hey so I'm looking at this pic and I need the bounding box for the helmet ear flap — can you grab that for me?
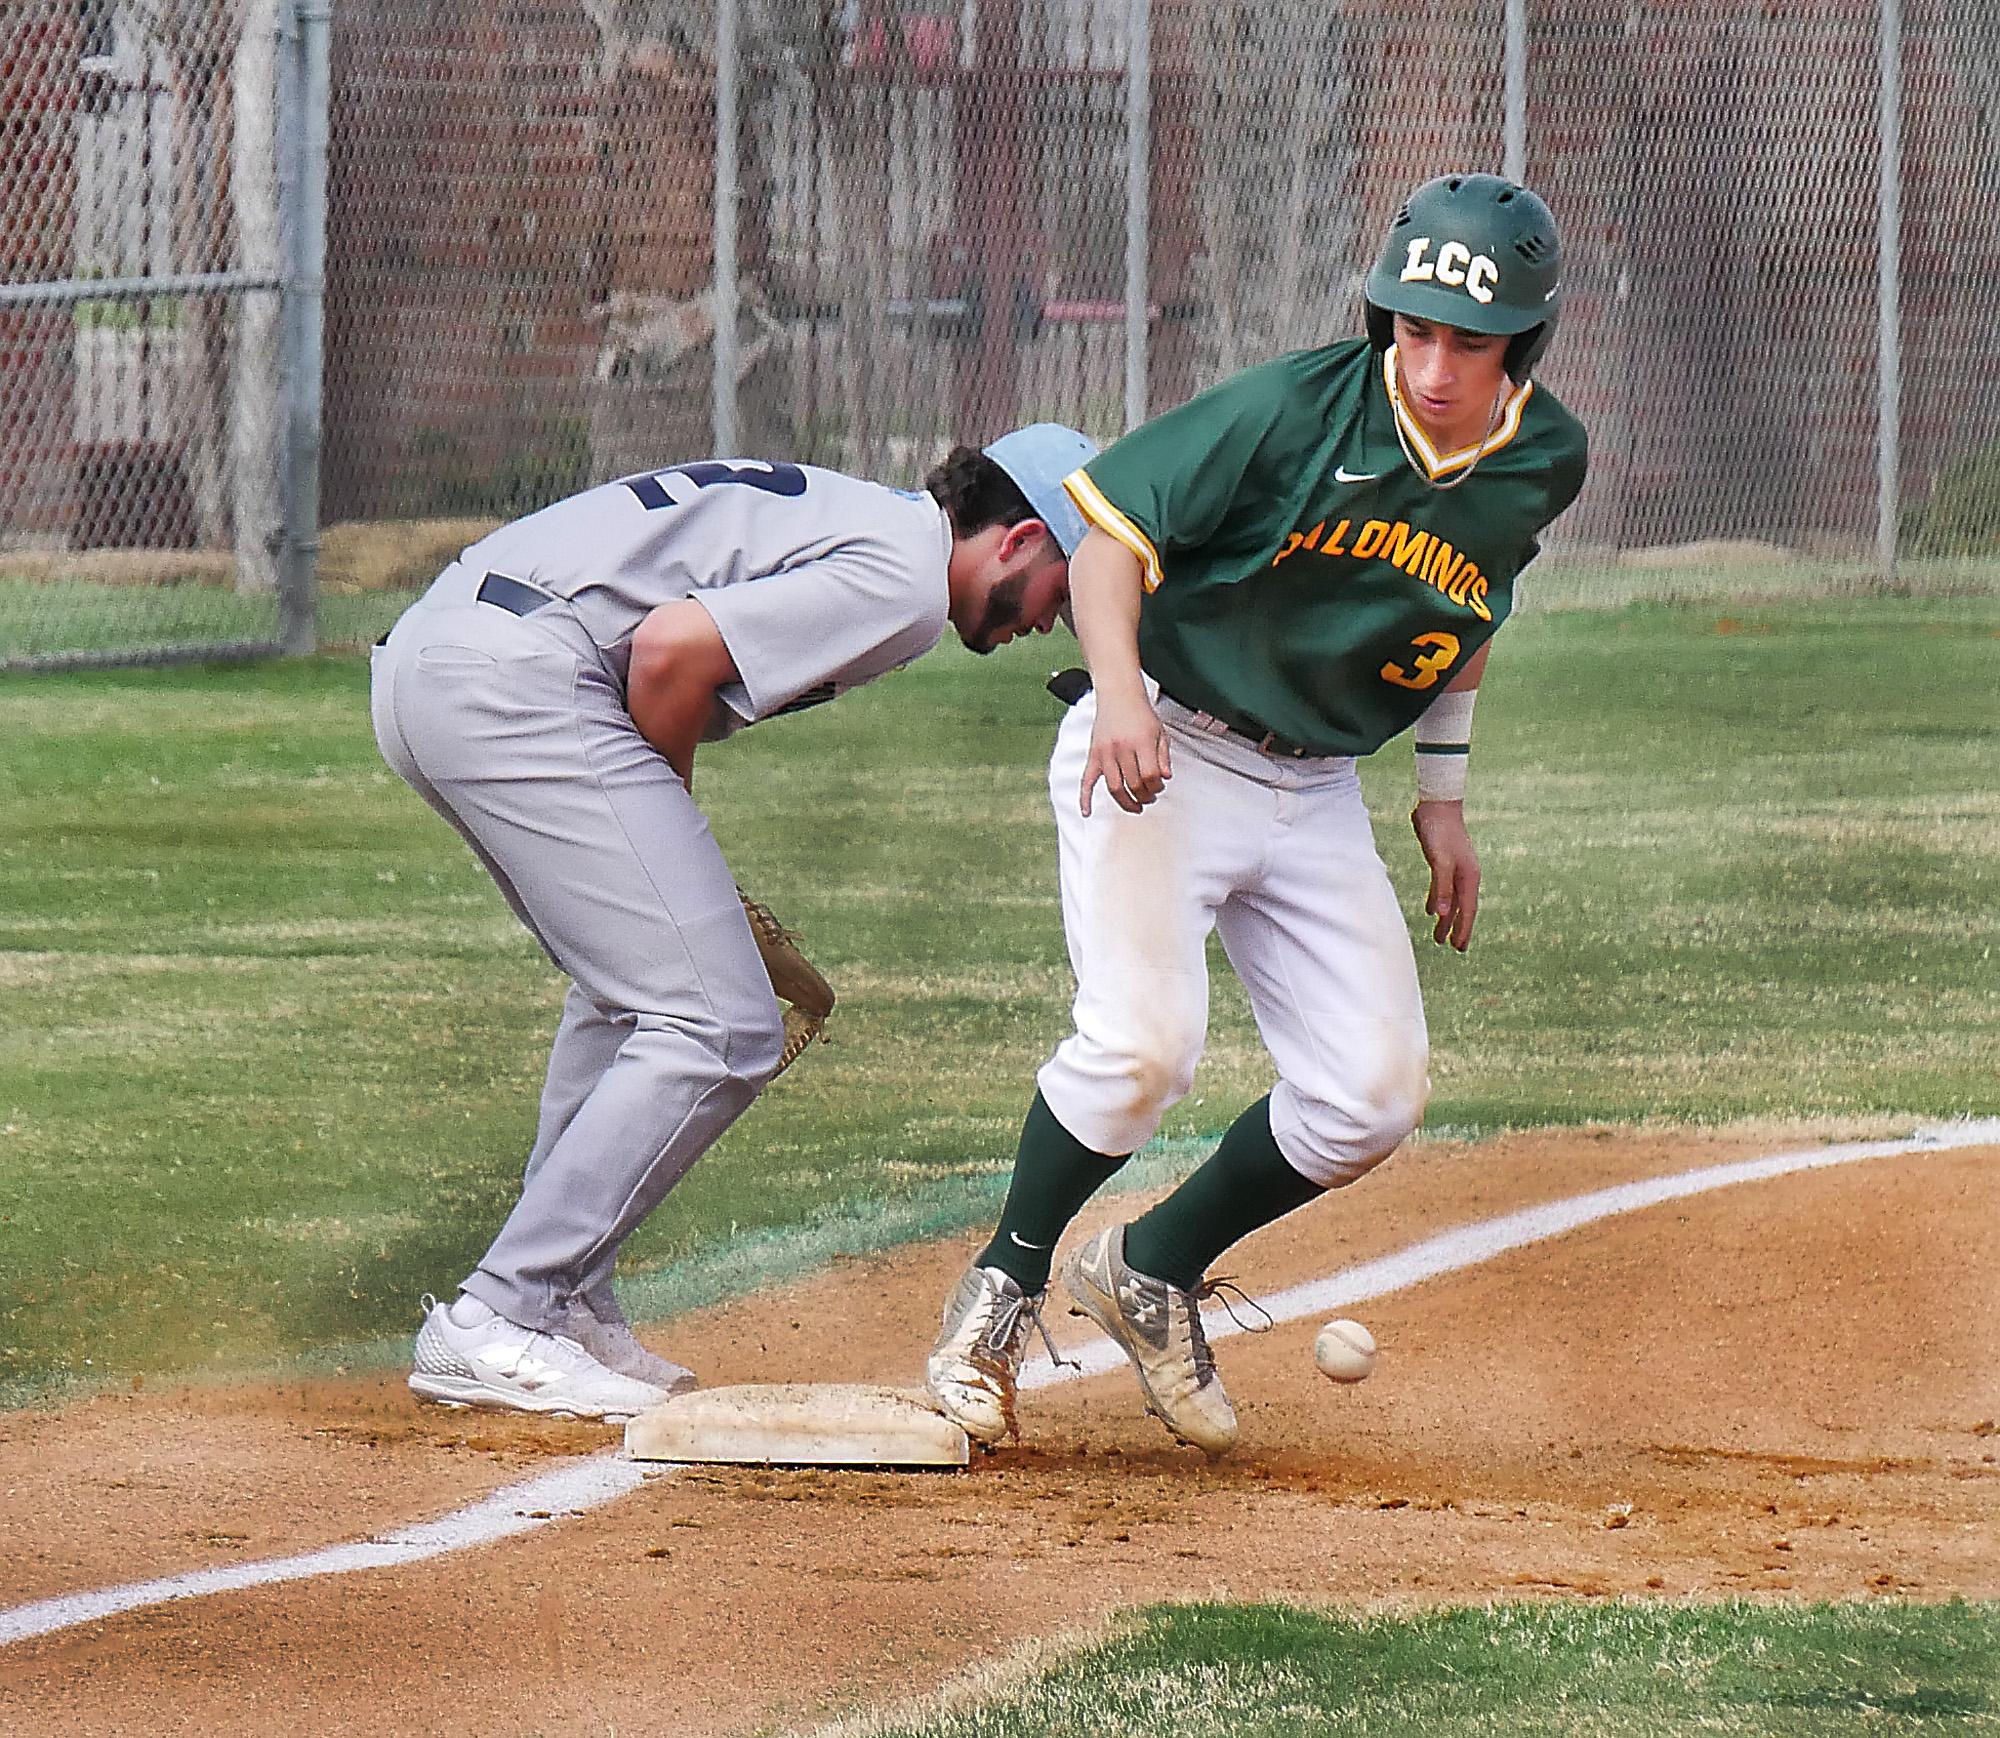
[1504,313,1557,381]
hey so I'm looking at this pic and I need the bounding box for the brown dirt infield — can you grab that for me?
[2,1126,1995,1736]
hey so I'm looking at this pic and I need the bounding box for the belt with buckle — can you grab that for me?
[1159,688,1321,760]
[476,571,555,616]
[1048,670,1323,760]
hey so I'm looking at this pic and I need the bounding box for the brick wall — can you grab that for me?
[323,3,719,521]
[314,0,1996,545]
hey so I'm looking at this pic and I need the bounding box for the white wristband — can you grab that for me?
[1414,686,1477,743]
[1414,687,1476,803]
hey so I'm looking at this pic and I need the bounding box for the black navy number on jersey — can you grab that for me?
[625,462,809,511]
[771,681,839,717]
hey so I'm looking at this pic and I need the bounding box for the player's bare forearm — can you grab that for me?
[1070,528,1147,704]
[626,599,741,789]
[1444,639,1490,692]
[1409,799,1481,951]
[629,688,707,787]
[1069,528,1170,815]
[1408,639,1489,946]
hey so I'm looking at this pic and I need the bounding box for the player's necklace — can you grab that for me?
[1390,361,1510,492]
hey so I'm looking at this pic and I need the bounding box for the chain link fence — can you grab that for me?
[3,0,1995,669]
[0,0,325,670]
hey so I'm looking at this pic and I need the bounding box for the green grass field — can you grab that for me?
[0,576,417,664]
[0,594,1995,1405]
[3,588,1995,1733]
[851,1600,2000,1737]
[2,546,1990,663]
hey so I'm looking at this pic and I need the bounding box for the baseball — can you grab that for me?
[1313,1318,1377,1383]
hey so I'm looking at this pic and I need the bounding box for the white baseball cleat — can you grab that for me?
[1061,1225,1238,1456]
[924,1264,1052,1444]
[569,1297,698,1396]
[409,1294,667,1422]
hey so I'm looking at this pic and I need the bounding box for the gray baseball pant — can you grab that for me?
[370,565,785,1334]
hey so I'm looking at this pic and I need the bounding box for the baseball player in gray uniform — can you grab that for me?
[371,426,1096,1421]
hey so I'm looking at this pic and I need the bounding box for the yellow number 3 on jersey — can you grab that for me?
[1380,631,1461,690]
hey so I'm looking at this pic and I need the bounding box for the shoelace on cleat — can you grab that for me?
[1180,1298,1217,1386]
[1181,1277,1274,1386]
[1195,1275,1276,1334]
[975,1287,1077,1374]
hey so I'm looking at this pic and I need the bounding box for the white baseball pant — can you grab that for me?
[370,565,786,1334]
[1035,691,1429,1186]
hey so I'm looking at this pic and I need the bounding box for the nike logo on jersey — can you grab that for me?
[1334,466,1381,484]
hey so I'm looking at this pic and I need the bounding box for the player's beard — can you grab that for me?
[964,570,1033,655]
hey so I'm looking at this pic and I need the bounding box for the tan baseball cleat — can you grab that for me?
[1062,1225,1238,1456]
[924,1264,1049,1444]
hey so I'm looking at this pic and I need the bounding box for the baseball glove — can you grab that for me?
[738,887,835,1073]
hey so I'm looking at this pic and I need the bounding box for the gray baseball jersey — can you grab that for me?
[375,455,959,1351]
[458,459,951,735]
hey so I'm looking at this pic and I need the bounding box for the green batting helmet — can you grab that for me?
[1363,173,1562,378]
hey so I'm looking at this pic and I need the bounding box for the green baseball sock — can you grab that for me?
[1121,1095,1323,1291]
[978,1090,1129,1292]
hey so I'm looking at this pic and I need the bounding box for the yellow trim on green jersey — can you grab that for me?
[1064,467,1165,592]
[1066,341,1587,757]
[1382,346,1535,481]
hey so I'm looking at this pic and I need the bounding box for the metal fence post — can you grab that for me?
[1503,0,1528,183]
[1876,0,1903,583]
[713,0,741,458]
[278,0,330,656]
[1123,0,1151,432]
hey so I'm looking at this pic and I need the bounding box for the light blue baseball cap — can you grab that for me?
[983,423,1100,557]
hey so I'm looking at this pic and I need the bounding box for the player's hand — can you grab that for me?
[1081,691,1172,816]
[1410,800,1481,951]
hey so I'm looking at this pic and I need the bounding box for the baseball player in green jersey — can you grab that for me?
[925,174,1589,1453]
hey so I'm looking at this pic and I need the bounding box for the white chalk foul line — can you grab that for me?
[1019,1119,2000,1387]
[3,1118,1993,1649]
[0,1453,648,1647]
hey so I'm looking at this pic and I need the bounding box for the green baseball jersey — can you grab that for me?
[1063,339,1588,756]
